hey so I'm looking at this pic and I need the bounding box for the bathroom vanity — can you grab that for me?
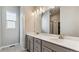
[24,7,79,52]
[25,32,78,52]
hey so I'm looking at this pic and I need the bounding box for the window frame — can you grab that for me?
[6,11,16,29]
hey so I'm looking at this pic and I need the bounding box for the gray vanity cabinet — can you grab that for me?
[34,38,42,52]
[26,35,76,52]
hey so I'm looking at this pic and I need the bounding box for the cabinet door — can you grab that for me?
[27,36,30,51]
[34,42,41,52]
[27,35,34,52]
[25,35,28,49]
[42,46,52,52]
[34,38,41,52]
[29,37,34,52]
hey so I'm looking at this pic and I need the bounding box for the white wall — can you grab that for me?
[24,7,35,32]
[20,7,25,49]
[24,6,42,33]
[60,6,79,37]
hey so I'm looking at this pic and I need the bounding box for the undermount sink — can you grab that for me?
[36,32,41,34]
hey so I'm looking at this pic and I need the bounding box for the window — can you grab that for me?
[6,12,16,29]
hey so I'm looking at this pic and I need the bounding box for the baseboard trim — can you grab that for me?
[0,43,19,50]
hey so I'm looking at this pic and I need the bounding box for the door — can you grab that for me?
[2,7,20,46]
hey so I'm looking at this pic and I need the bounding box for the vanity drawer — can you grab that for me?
[34,38,41,44]
[42,46,53,52]
[42,40,74,52]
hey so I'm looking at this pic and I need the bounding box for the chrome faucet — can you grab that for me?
[36,32,40,34]
[59,33,64,39]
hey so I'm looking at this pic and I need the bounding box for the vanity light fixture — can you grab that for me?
[39,7,43,14]
[42,8,45,13]
[32,11,36,16]
[36,9,39,15]
[32,6,55,16]
[32,12,34,16]
[32,7,46,16]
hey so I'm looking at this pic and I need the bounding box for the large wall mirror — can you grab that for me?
[41,7,60,35]
[41,6,79,37]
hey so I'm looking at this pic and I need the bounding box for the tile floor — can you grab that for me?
[0,45,27,52]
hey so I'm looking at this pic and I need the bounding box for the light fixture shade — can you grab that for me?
[36,9,39,15]
[39,7,43,14]
[32,12,34,16]
[32,7,48,16]
[42,8,45,13]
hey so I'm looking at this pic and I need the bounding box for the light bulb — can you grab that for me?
[32,12,34,16]
[39,7,42,13]
[36,9,39,15]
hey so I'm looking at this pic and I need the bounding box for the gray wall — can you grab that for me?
[60,6,79,37]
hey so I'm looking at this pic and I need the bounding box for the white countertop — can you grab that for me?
[25,32,79,51]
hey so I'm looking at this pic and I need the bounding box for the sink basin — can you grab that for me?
[50,37,59,40]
